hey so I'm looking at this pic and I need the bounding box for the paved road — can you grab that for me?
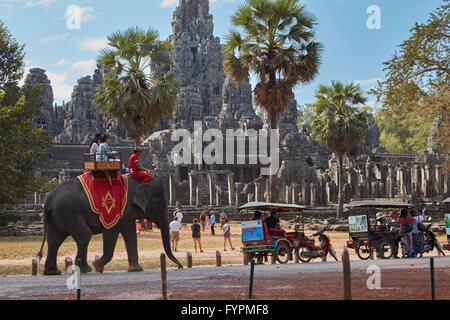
[1,256,449,300]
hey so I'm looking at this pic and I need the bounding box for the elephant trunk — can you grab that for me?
[159,209,183,269]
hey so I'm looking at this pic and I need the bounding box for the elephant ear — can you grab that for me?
[132,183,152,213]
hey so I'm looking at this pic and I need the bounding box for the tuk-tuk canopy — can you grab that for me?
[344,200,413,209]
[443,198,450,203]
[239,202,306,212]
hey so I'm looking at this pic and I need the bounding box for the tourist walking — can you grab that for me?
[200,211,207,232]
[176,209,183,223]
[412,209,425,257]
[191,219,204,253]
[220,211,228,227]
[169,217,182,252]
[398,208,416,258]
[222,219,235,251]
[209,211,216,235]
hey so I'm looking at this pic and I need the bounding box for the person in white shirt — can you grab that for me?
[176,209,183,223]
[169,218,182,252]
[89,133,102,154]
[412,211,425,257]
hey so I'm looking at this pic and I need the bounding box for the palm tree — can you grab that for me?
[94,26,178,146]
[223,0,323,202]
[311,81,369,217]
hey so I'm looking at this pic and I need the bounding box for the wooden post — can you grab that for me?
[160,253,167,300]
[187,252,193,268]
[216,251,222,267]
[31,259,37,276]
[243,252,250,266]
[294,252,299,264]
[76,258,81,301]
[342,246,352,300]
[65,257,73,273]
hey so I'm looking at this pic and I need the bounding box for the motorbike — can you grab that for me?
[422,223,446,256]
[295,226,338,263]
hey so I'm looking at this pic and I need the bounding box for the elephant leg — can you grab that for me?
[71,218,93,274]
[93,231,119,273]
[44,223,68,276]
[121,223,143,272]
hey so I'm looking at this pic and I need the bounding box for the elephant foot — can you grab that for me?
[44,268,62,276]
[81,264,93,274]
[92,259,104,274]
[128,265,143,273]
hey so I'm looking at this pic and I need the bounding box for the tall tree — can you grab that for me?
[372,0,449,154]
[311,81,369,218]
[0,21,52,205]
[223,0,322,201]
[0,20,25,106]
[94,27,178,146]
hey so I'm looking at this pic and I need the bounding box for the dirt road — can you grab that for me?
[1,256,449,300]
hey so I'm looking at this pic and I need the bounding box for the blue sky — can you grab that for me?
[0,0,443,108]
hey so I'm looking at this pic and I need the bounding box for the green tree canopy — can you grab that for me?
[311,81,369,217]
[223,0,323,201]
[372,0,449,153]
[0,93,52,204]
[94,26,178,145]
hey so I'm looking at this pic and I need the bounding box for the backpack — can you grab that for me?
[402,221,413,233]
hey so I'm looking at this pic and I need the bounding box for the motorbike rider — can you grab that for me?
[265,211,285,237]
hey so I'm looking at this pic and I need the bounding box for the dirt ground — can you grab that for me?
[1,223,448,276]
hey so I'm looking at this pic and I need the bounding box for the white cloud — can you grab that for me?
[159,0,177,8]
[77,38,108,51]
[63,6,95,23]
[53,59,70,67]
[69,59,97,75]
[38,32,69,44]
[25,0,55,7]
[354,78,383,88]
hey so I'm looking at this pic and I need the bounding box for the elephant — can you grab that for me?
[37,175,183,275]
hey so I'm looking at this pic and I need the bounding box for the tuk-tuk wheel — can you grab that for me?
[378,240,395,259]
[356,244,372,260]
[295,245,312,263]
[275,243,291,264]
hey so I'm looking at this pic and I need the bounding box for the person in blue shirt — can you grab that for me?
[209,211,216,235]
[96,134,117,162]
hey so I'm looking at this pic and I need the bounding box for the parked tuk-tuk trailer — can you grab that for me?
[239,202,307,264]
[443,198,450,251]
[345,200,413,260]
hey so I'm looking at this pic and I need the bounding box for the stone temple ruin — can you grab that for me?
[2,0,448,235]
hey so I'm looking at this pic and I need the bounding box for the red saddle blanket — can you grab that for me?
[78,172,129,229]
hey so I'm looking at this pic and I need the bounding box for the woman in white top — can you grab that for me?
[89,133,102,154]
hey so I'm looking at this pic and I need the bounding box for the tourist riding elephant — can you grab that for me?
[37,175,183,275]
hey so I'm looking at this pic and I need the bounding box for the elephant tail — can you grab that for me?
[36,206,48,262]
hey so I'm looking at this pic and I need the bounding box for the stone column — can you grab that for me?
[310,183,317,207]
[195,186,200,207]
[208,174,214,206]
[189,172,194,206]
[265,179,270,202]
[422,165,430,197]
[291,183,298,204]
[285,185,290,204]
[412,165,419,196]
[248,193,253,203]
[254,182,261,202]
[216,187,220,206]
[326,182,331,204]
[435,165,442,196]
[301,179,308,205]
[168,174,174,206]
[227,173,234,206]
[235,182,241,206]
[387,165,394,198]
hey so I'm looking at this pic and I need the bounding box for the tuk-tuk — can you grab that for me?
[444,198,450,251]
[239,202,305,264]
[345,200,413,259]
[239,202,338,264]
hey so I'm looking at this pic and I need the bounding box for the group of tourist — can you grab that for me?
[89,134,153,184]
[168,208,235,253]
[397,208,427,258]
